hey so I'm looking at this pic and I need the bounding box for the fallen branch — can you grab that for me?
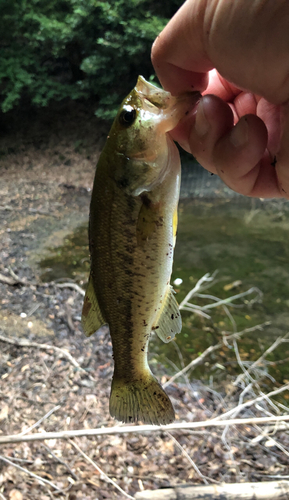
[0,415,288,445]
[41,443,78,481]
[0,332,92,378]
[0,273,17,286]
[55,282,85,296]
[134,480,289,500]
[70,440,134,500]
[0,454,66,494]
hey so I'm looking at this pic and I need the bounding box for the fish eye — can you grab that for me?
[119,108,137,126]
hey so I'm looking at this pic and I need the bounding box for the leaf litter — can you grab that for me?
[0,101,289,499]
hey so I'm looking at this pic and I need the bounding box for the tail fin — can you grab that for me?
[109,371,175,425]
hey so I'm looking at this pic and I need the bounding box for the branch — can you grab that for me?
[70,440,134,500]
[233,334,289,387]
[0,415,288,445]
[134,480,289,500]
[163,322,269,388]
[55,282,85,296]
[0,454,66,493]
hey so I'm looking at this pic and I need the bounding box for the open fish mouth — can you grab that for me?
[135,75,201,133]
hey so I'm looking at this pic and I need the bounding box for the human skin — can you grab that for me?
[151,0,289,198]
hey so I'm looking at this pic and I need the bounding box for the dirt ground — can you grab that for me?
[0,102,289,499]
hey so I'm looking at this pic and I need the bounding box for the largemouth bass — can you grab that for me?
[82,76,200,425]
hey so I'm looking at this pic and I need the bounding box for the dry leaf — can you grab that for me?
[0,404,9,421]
[9,490,23,500]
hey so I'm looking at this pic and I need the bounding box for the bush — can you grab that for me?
[0,0,182,118]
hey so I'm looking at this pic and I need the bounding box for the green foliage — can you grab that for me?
[0,0,182,118]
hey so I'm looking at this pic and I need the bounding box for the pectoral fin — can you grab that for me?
[152,286,182,343]
[81,274,107,337]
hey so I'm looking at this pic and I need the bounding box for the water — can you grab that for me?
[38,196,289,391]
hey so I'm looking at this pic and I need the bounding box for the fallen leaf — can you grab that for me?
[0,405,9,421]
[9,490,23,500]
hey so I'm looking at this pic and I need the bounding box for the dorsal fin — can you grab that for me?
[152,285,182,343]
[81,274,107,337]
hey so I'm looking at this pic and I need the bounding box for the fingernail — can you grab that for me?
[195,99,209,137]
[230,118,248,147]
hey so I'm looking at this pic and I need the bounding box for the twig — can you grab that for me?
[213,383,289,421]
[0,205,13,211]
[163,323,269,389]
[0,273,17,285]
[69,440,134,500]
[0,454,66,493]
[181,287,262,312]
[165,431,213,485]
[234,334,289,387]
[55,282,85,296]
[135,480,289,500]
[179,272,217,309]
[253,424,289,458]
[41,443,78,481]
[164,344,220,388]
[19,405,61,436]
[8,267,34,286]
[0,332,92,378]
[0,415,288,445]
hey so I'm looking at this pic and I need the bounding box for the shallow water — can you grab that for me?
[38,197,289,389]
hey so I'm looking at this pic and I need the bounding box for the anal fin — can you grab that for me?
[152,285,182,343]
[81,274,107,337]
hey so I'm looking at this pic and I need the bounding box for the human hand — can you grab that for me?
[152,0,289,198]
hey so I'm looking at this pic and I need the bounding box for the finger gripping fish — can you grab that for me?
[82,76,200,425]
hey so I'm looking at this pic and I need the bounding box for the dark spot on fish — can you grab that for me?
[171,314,174,320]
[140,193,152,207]
[82,297,91,317]
[155,216,164,227]
[117,176,130,189]
[124,268,134,277]
[152,325,159,330]
[125,244,134,254]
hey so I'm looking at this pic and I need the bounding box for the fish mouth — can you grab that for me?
[136,75,201,133]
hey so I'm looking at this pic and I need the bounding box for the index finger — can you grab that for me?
[151,0,211,94]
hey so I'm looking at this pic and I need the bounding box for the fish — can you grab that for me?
[82,76,200,425]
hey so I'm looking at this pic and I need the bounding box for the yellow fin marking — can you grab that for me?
[173,206,178,245]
